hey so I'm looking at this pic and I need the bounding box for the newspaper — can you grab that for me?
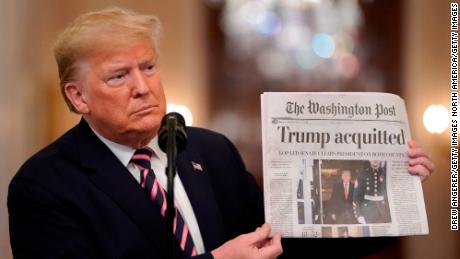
[261,92,429,238]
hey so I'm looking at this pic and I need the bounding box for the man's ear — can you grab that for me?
[64,82,90,114]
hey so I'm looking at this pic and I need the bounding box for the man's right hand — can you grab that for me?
[357,216,366,224]
[211,223,282,259]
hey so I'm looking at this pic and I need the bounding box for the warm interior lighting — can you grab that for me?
[167,103,193,126]
[423,104,449,134]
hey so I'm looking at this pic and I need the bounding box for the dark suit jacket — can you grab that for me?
[330,181,354,204]
[328,180,356,224]
[8,119,264,259]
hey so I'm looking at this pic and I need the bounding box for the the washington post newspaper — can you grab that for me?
[261,92,429,238]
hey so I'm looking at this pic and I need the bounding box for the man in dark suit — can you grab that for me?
[7,7,282,259]
[328,169,357,224]
[8,6,436,259]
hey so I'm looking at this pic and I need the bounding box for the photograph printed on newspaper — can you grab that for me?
[261,92,429,238]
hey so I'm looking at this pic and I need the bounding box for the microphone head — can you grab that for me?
[158,112,188,153]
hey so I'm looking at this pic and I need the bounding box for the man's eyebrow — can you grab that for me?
[139,57,157,67]
[104,64,131,74]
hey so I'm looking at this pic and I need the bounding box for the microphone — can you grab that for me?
[158,112,187,153]
[157,112,187,258]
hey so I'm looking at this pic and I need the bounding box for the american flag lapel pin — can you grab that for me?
[191,161,203,172]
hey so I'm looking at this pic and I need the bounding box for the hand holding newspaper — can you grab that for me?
[261,92,429,238]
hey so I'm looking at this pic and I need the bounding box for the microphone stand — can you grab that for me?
[165,115,177,259]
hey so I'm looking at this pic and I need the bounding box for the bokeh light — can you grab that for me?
[312,33,336,58]
[339,53,360,79]
[167,104,194,126]
[222,0,363,82]
[254,11,281,36]
[423,104,449,134]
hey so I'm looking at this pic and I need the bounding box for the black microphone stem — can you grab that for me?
[159,112,187,259]
[165,115,177,259]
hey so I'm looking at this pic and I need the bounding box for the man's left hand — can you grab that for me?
[408,140,435,182]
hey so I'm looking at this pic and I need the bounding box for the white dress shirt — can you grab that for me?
[91,128,205,254]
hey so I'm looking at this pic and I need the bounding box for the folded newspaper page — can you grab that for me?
[261,92,429,238]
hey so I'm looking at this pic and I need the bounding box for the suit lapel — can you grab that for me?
[177,153,226,251]
[75,119,181,258]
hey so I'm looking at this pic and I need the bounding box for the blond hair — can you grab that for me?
[53,7,162,112]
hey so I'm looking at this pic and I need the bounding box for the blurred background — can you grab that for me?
[0,0,457,258]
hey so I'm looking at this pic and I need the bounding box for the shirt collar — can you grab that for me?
[90,126,166,167]
[150,135,167,165]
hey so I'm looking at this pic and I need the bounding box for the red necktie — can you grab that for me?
[344,182,349,200]
[131,147,197,256]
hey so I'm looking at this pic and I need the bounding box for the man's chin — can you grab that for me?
[132,118,161,134]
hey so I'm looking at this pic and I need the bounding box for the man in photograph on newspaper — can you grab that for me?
[329,169,358,224]
[353,160,391,224]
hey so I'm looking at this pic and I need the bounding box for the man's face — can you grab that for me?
[75,39,166,146]
[370,160,381,170]
[341,170,351,182]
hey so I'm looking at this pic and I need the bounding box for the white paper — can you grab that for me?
[261,92,429,238]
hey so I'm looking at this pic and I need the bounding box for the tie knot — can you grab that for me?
[131,147,154,170]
